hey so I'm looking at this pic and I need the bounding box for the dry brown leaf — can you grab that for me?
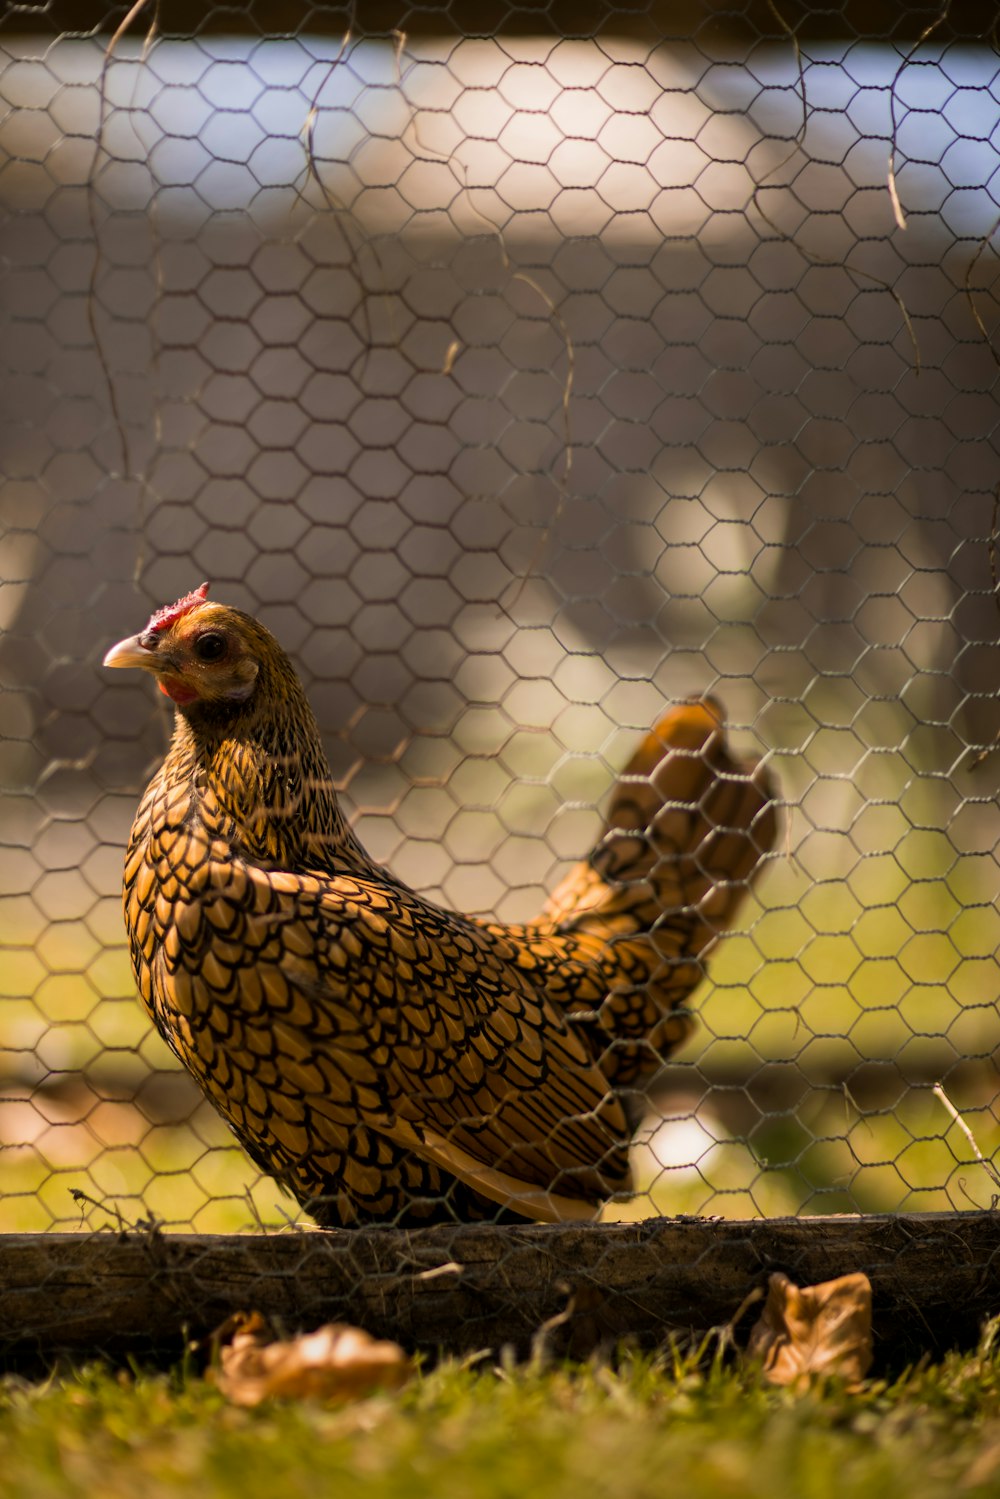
[210,1311,413,1407]
[745,1272,873,1389]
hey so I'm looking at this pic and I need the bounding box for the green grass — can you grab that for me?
[5,1329,1000,1499]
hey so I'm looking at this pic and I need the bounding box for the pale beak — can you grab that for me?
[103,633,157,671]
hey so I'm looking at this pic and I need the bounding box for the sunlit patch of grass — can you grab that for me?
[612,1048,1000,1222]
[699,851,1000,1078]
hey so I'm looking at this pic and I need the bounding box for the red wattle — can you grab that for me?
[158,678,199,705]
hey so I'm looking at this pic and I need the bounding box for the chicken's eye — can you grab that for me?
[194,632,227,663]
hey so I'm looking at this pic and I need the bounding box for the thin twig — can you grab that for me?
[121,0,161,583]
[766,0,808,146]
[414,1261,464,1282]
[300,6,387,392]
[933,1082,1000,1194]
[712,1285,765,1359]
[964,211,1000,370]
[887,0,953,232]
[88,0,157,483]
[752,182,922,373]
[987,487,1000,609]
[243,1187,269,1234]
[843,1081,875,1138]
[529,1288,577,1368]
[70,1187,163,1236]
[748,12,922,373]
[970,487,1000,766]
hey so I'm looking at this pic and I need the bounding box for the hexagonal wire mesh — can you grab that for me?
[2,3,1000,1252]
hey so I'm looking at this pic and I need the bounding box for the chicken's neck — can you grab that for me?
[165,688,367,874]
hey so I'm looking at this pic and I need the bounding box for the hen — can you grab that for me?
[105,584,777,1227]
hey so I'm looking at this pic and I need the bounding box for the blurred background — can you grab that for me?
[2,0,1000,1231]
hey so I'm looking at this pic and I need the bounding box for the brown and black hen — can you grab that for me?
[104,584,777,1227]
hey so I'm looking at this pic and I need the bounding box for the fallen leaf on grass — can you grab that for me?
[210,1311,413,1407]
[746,1272,873,1389]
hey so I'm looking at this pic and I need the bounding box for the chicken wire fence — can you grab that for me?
[2,0,1000,1254]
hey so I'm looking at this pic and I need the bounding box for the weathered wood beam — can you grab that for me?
[2,0,996,42]
[3,1213,1000,1371]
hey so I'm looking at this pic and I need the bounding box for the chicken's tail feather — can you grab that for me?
[533,697,777,1097]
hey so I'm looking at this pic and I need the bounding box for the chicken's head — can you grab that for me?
[103,584,262,707]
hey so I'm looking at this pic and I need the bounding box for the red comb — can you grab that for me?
[144,582,210,634]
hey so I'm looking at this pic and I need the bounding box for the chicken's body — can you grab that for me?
[107,588,776,1227]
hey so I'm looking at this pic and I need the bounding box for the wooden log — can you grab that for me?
[3,1213,1000,1371]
